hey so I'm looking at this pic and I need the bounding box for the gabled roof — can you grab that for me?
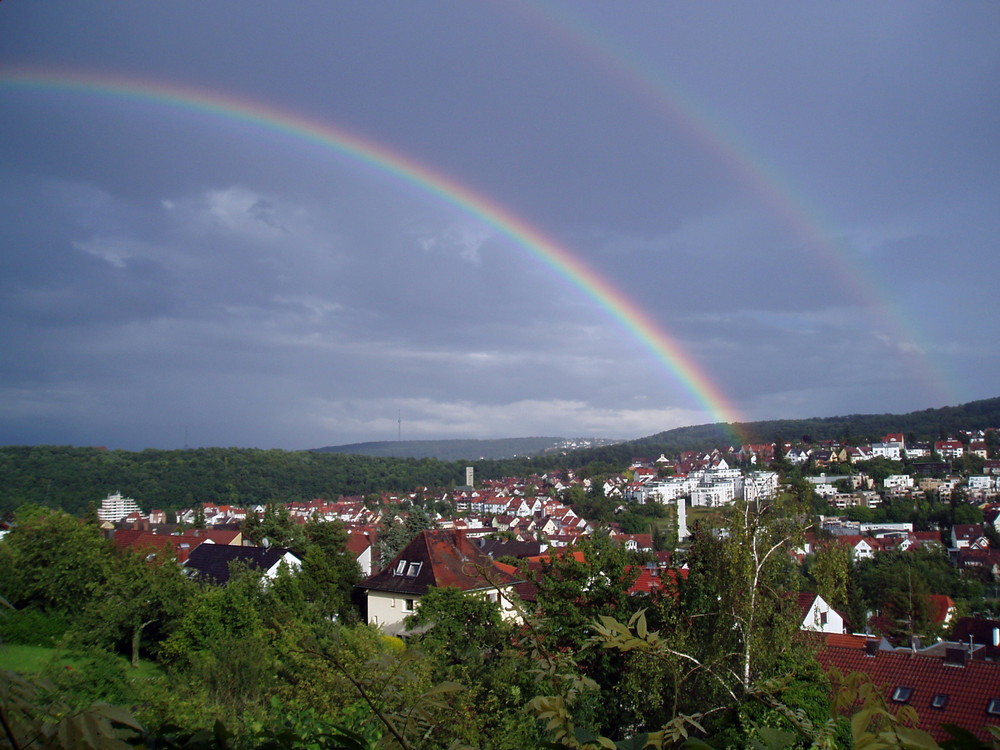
[357,529,522,596]
[346,531,374,557]
[818,641,1000,741]
[184,544,299,584]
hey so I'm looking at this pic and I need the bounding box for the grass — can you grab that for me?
[0,642,162,678]
[0,643,82,673]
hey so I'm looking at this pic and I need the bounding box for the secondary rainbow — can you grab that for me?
[1,66,748,435]
[513,2,953,405]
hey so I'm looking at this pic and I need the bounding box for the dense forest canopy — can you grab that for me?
[2,397,998,516]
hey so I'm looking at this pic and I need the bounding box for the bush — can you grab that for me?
[0,608,71,646]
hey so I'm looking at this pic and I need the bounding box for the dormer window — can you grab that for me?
[931,694,949,710]
[891,687,913,704]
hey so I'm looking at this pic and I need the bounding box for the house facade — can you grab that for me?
[357,529,523,636]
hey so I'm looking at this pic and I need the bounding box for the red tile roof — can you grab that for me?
[112,529,209,562]
[817,641,1000,741]
[357,529,522,596]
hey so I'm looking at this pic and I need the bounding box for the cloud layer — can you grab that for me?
[1,2,997,449]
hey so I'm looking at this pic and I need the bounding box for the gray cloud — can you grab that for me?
[0,1,997,449]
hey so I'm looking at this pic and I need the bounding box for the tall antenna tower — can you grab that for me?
[398,410,401,441]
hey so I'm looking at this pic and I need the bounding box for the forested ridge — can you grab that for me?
[2,397,998,517]
[0,447,465,517]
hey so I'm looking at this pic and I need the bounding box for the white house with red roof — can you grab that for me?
[936,440,965,459]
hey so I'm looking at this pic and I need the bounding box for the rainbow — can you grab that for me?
[512,2,953,405]
[0,66,750,439]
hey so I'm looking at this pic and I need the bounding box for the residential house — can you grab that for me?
[112,529,217,563]
[346,531,375,577]
[798,592,846,634]
[970,441,989,460]
[936,440,965,459]
[952,524,989,551]
[870,442,903,461]
[846,446,873,463]
[817,636,1000,742]
[357,529,523,636]
[612,533,653,553]
[183,544,302,585]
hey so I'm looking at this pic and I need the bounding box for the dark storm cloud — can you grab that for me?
[0,1,997,448]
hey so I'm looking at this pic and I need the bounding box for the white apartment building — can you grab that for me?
[883,474,914,490]
[97,491,141,523]
[870,442,903,461]
[691,478,736,507]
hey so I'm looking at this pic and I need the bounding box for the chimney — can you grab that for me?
[864,639,879,657]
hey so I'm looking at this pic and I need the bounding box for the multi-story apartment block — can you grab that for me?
[97,491,141,523]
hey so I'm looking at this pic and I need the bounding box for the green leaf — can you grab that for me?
[615,733,652,750]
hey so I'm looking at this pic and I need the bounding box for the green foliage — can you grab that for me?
[0,609,72,647]
[808,543,852,613]
[297,520,361,623]
[829,669,941,750]
[0,446,467,517]
[1,506,112,611]
[402,588,541,749]
[0,667,144,749]
[531,534,653,736]
[161,565,270,669]
[74,548,192,667]
[853,548,960,639]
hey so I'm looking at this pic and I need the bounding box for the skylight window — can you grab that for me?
[931,694,949,710]
[406,562,422,577]
[988,698,1000,716]
[395,560,408,575]
[891,687,913,704]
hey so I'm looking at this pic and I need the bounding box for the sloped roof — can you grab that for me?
[112,529,209,562]
[476,537,543,560]
[184,544,298,584]
[818,641,1000,741]
[346,531,374,557]
[357,529,522,596]
[927,594,955,624]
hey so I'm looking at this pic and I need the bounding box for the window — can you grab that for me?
[403,598,415,613]
[891,687,913,704]
[406,561,422,577]
[395,560,408,575]
[931,694,949,710]
[988,698,1000,716]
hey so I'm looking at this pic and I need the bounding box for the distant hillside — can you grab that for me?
[641,396,1000,449]
[312,437,619,461]
[315,397,1000,467]
[512,396,1000,470]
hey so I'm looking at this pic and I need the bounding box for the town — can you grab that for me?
[3,428,992,746]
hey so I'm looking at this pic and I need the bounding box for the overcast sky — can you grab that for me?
[1,2,997,450]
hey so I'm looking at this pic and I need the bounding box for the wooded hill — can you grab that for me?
[313,436,618,461]
[2,396,998,517]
